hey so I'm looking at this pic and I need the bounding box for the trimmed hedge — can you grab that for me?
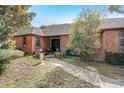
[105,52,124,65]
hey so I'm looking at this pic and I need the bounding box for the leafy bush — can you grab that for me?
[0,49,24,75]
[65,48,73,56]
[63,48,94,62]
[1,40,16,49]
[60,53,66,58]
[0,63,6,75]
[1,43,9,49]
[105,52,124,65]
[0,58,10,75]
[33,52,40,59]
[0,49,24,60]
[64,48,80,56]
[80,53,94,62]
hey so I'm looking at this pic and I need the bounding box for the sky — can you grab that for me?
[28,5,124,27]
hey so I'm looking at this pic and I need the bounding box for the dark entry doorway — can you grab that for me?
[51,39,60,52]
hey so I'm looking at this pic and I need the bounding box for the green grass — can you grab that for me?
[23,55,39,65]
[57,56,124,79]
[58,56,76,63]
[24,55,35,61]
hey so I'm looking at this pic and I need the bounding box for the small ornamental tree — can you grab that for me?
[68,8,105,62]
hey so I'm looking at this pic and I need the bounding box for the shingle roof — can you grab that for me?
[42,24,71,36]
[13,24,71,36]
[13,18,124,37]
[100,18,124,30]
[13,27,43,36]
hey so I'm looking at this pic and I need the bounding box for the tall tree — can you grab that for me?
[40,25,47,29]
[68,8,104,61]
[0,5,35,43]
[109,5,124,14]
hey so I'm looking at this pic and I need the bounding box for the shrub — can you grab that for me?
[1,43,9,49]
[0,49,24,60]
[1,40,16,49]
[33,52,40,59]
[80,53,94,62]
[64,48,80,56]
[0,49,24,75]
[105,52,124,65]
[66,48,74,56]
[60,53,66,58]
[0,63,6,75]
[0,58,10,75]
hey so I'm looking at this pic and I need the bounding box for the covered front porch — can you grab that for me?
[41,35,68,54]
[41,36,61,54]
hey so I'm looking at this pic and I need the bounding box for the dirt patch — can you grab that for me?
[0,57,95,88]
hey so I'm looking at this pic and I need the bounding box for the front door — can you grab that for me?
[51,39,60,52]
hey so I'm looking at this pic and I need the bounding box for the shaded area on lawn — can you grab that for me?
[57,56,124,80]
[0,57,95,88]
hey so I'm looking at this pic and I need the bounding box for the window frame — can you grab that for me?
[23,37,26,48]
[120,32,124,52]
[35,36,41,48]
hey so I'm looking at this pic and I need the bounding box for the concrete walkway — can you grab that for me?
[46,57,124,88]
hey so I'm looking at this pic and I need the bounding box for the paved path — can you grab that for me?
[46,57,124,88]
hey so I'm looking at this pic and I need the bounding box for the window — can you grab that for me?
[120,32,124,51]
[35,37,40,48]
[23,37,26,47]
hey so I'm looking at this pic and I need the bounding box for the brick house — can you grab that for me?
[13,24,70,54]
[13,18,124,57]
[100,18,124,57]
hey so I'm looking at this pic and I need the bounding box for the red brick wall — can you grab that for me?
[26,35,34,53]
[41,37,50,51]
[32,36,40,53]
[29,36,48,53]
[14,36,23,49]
[14,35,69,53]
[101,30,121,57]
[14,35,34,53]
[60,35,69,52]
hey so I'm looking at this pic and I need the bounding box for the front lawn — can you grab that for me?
[57,56,124,80]
[0,57,95,88]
